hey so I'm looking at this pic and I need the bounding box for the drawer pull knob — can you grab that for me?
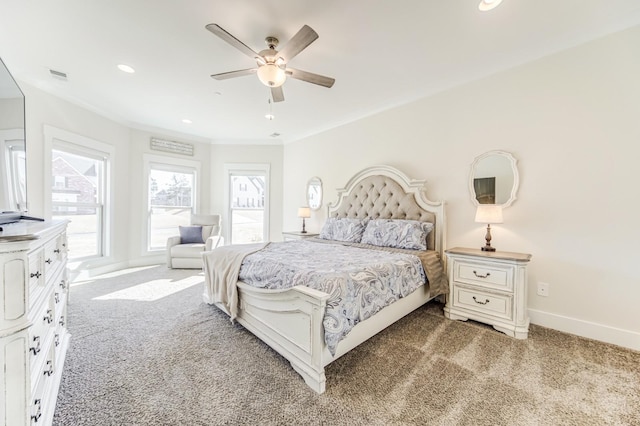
[59,316,66,327]
[54,248,61,253]
[472,296,490,305]
[473,271,490,279]
[45,258,53,264]
[55,333,60,347]
[31,399,42,422]
[43,360,54,376]
[43,309,53,324]
[59,280,67,290]
[30,336,41,355]
[30,271,42,279]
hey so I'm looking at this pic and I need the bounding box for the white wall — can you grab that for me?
[20,83,284,274]
[283,26,640,349]
[22,85,133,272]
[208,144,284,242]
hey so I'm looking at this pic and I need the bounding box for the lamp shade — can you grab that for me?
[257,64,286,87]
[297,207,311,218]
[475,205,503,224]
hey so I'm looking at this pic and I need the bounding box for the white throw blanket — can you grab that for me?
[202,243,268,320]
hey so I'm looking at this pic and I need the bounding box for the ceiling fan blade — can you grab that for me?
[205,23,260,60]
[271,86,284,103]
[277,25,318,62]
[286,68,335,88]
[210,68,257,80]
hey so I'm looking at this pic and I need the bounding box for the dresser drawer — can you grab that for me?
[452,286,513,321]
[453,259,514,292]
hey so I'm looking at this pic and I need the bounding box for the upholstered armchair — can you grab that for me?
[166,214,223,269]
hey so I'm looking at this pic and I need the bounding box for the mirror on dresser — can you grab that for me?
[306,177,323,210]
[469,150,519,208]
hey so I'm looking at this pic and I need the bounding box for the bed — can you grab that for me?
[202,165,447,393]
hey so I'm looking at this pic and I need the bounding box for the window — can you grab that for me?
[146,162,197,251]
[224,164,270,244]
[51,149,107,260]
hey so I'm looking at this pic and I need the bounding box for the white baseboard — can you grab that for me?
[529,309,640,352]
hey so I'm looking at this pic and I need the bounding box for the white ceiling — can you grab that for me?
[1,0,639,144]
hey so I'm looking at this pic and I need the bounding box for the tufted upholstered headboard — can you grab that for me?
[327,165,445,257]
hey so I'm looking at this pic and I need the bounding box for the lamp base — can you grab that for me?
[481,245,496,252]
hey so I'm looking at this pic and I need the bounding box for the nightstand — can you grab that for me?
[444,247,532,339]
[282,231,319,241]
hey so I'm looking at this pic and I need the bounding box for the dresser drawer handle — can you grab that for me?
[30,336,41,355]
[55,292,60,304]
[59,280,67,290]
[43,309,54,324]
[54,248,61,254]
[43,360,54,377]
[45,258,53,264]
[30,271,42,279]
[59,316,66,327]
[31,399,42,422]
[472,296,490,305]
[55,333,60,347]
[472,271,490,279]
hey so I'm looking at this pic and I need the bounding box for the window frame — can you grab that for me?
[44,125,113,261]
[223,163,270,244]
[142,154,201,255]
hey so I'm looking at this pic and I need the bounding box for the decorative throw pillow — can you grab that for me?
[361,219,433,250]
[319,218,368,243]
[179,225,204,244]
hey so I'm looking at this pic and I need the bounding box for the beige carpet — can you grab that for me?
[53,266,640,425]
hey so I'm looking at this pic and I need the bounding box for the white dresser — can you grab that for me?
[0,220,69,426]
[444,247,531,339]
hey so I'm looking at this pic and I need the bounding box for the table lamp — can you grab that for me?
[298,207,311,233]
[475,205,503,252]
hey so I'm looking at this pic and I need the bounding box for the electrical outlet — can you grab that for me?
[537,282,550,297]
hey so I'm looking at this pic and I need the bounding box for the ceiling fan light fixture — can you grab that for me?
[257,64,286,87]
[478,0,503,11]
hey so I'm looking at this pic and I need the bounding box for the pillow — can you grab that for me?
[179,225,204,244]
[361,219,433,250]
[319,218,368,243]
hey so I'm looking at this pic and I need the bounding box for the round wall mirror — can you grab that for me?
[469,150,519,208]
[306,177,323,210]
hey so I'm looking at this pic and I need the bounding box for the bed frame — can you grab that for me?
[204,165,445,393]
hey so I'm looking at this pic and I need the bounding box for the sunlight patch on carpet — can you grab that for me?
[92,275,203,301]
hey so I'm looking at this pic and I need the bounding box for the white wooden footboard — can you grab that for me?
[233,281,330,393]
[205,281,435,394]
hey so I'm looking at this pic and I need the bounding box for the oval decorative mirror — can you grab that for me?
[469,150,519,208]
[306,177,323,210]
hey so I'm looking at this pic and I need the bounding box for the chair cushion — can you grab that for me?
[179,226,204,244]
[170,243,206,258]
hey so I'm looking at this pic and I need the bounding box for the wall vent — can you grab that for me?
[49,69,68,80]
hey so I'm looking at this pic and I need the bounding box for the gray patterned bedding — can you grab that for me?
[238,239,446,355]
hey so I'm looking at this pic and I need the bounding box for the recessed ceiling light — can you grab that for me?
[478,0,503,11]
[182,119,192,124]
[117,64,135,73]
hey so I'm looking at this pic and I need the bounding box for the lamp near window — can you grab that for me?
[475,205,503,252]
[298,207,311,233]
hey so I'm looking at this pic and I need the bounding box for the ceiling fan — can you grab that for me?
[205,23,335,102]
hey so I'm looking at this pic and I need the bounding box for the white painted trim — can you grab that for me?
[223,163,271,244]
[44,124,114,259]
[141,153,201,256]
[529,308,640,352]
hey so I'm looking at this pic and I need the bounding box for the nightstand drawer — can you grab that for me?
[453,260,513,291]
[452,287,513,321]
